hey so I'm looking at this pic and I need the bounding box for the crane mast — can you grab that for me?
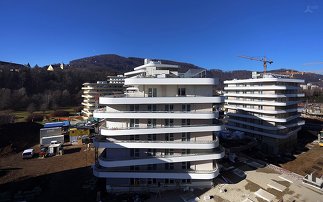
[239,55,273,74]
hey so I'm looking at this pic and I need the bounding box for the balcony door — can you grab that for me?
[148,88,157,97]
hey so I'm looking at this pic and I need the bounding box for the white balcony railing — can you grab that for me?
[93,165,220,180]
[93,110,219,119]
[100,124,223,136]
[93,138,219,149]
[98,95,224,105]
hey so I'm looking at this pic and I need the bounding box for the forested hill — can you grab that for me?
[0,54,322,111]
[69,54,201,73]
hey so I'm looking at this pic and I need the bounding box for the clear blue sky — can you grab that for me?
[0,0,322,73]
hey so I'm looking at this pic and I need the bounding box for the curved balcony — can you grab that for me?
[99,95,224,105]
[228,118,305,131]
[224,93,304,98]
[98,150,224,168]
[225,125,302,139]
[82,94,94,98]
[93,138,219,149]
[226,113,300,123]
[93,110,218,119]
[81,102,95,107]
[224,78,304,84]
[124,77,218,86]
[100,124,224,136]
[224,105,300,114]
[224,86,299,90]
[93,165,220,180]
[81,110,92,116]
[224,99,300,106]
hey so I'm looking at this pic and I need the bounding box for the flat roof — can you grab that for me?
[44,121,70,128]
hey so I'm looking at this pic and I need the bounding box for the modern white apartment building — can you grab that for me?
[224,73,305,155]
[93,59,224,192]
[81,75,124,119]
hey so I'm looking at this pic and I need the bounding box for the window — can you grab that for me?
[130,149,140,157]
[130,178,140,185]
[165,149,174,155]
[182,149,190,155]
[147,119,157,128]
[130,119,139,128]
[181,132,190,141]
[181,119,190,126]
[130,165,140,171]
[181,179,191,184]
[165,119,174,127]
[147,134,156,141]
[178,88,186,96]
[148,88,157,97]
[130,104,139,111]
[165,104,174,112]
[148,104,157,111]
[147,164,157,170]
[165,163,174,170]
[147,149,156,156]
[147,178,157,185]
[182,162,190,169]
[165,133,174,141]
[182,104,191,112]
[130,135,139,141]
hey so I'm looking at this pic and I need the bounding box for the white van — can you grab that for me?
[22,149,34,159]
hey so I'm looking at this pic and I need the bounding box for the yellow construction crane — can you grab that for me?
[239,55,273,74]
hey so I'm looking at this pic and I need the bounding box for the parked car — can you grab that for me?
[22,149,34,159]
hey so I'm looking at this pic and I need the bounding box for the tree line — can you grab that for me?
[0,65,116,111]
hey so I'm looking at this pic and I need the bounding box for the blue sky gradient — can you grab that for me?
[0,0,322,73]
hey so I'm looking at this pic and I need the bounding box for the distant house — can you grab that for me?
[47,65,54,71]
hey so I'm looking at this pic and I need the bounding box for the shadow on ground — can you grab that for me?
[0,167,22,178]
[0,166,98,202]
[63,147,82,155]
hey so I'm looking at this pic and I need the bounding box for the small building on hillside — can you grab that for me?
[40,127,64,146]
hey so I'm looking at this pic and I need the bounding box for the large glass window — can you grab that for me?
[148,104,157,111]
[165,133,174,141]
[165,163,174,170]
[130,119,139,128]
[130,149,140,157]
[147,119,157,128]
[181,132,190,141]
[147,134,156,141]
[147,149,156,156]
[130,104,139,111]
[130,135,139,141]
[182,162,190,169]
[165,119,174,127]
[178,88,186,96]
[182,104,191,112]
[181,119,190,126]
[165,104,174,112]
[148,88,157,97]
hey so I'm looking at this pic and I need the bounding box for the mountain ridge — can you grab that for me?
[1,54,322,87]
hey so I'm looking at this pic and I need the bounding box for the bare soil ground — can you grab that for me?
[280,143,323,177]
[0,145,97,202]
